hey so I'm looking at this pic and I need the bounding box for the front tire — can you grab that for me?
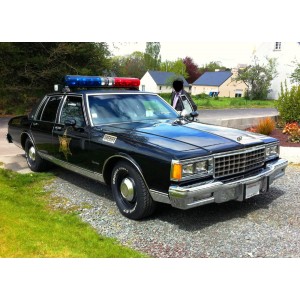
[111,161,156,220]
[25,138,48,172]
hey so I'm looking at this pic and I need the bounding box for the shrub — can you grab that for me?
[275,82,300,123]
[283,122,300,143]
[194,93,209,99]
[255,117,276,135]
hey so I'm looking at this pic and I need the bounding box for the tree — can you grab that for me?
[290,60,300,85]
[160,58,188,78]
[0,42,111,111]
[199,61,228,74]
[144,42,161,70]
[123,51,147,78]
[234,56,278,100]
[183,56,201,83]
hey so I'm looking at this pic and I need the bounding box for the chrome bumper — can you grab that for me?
[168,158,288,210]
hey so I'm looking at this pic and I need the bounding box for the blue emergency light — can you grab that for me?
[63,75,140,88]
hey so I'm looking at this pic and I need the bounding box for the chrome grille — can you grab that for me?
[214,146,265,178]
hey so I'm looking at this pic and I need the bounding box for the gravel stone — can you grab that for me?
[44,164,300,258]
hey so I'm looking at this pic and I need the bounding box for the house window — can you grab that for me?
[274,42,281,51]
[235,89,243,98]
[159,86,162,91]
[141,85,145,91]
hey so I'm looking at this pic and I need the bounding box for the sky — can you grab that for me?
[109,42,258,68]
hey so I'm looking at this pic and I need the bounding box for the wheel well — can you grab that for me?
[103,157,125,186]
[21,133,29,149]
[103,156,143,187]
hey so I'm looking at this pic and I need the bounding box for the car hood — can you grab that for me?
[99,120,276,154]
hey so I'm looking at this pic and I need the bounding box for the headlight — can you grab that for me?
[171,158,213,181]
[265,143,279,160]
[182,164,194,175]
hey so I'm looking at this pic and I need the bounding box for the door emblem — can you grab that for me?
[237,136,243,142]
[59,129,72,160]
[103,134,117,144]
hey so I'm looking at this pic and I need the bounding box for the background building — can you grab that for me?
[254,42,300,99]
[192,70,248,98]
[140,71,190,94]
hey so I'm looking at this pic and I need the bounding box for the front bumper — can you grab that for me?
[169,158,288,210]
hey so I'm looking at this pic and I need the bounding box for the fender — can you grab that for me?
[102,152,147,187]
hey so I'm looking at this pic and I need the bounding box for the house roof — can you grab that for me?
[193,71,232,86]
[148,70,189,87]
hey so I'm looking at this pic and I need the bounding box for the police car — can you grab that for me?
[7,75,288,219]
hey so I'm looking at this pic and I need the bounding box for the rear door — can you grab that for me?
[30,95,63,155]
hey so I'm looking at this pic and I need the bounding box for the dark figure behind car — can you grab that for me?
[171,78,197,112]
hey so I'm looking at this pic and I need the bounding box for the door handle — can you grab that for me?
[32,122,38,126]
[54,126,63,131]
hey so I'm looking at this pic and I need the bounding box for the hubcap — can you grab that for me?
[120,177,135,202]
[28,146,36,161]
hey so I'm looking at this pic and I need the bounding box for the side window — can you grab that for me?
[40,96,63,122]
[60,96,86,127]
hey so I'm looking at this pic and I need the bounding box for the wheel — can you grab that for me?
[111,161,156,220]
[25,138,48,172]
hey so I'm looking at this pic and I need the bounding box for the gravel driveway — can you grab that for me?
[44,163,300,258]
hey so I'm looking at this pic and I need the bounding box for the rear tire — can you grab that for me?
[25,138,49,172]
[111,161,156,220]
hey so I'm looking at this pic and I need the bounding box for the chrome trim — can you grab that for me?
[168,158,288,210]
[265,142,280,161]
[213,145,266,159]
[39,152,105,183]
[170,145,274,182]
[214,146,265,178]
[149,190,170,204]
[120,177,135,202]
[170,158,214,182]
[28,146,36,161]
[32,95,48,120]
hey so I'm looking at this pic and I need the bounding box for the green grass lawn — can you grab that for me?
[194,97,276,109]
[159,93,276,109]
[0,168,146,258]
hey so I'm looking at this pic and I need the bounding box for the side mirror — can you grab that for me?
[190,111,199,118]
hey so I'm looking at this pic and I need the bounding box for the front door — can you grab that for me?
[52,95,92,170]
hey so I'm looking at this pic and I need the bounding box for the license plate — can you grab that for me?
[245,181,260,199]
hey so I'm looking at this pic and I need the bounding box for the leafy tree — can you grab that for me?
[110,51,147,78]
[123,51,147,78]
[290,60,300,85]
[110,55,127,77]
[234,56,278,100]
[0,42,111,112]
[199,61,228,74]
[160,59,188,78]
[144,42,161,70]
[183,56,201,83]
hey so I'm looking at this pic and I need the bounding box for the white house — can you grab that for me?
[140,70,190,94]
[253,42,300,99]
[192,70,248,98]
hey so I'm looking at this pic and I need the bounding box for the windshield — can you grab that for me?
[88,93,178,125]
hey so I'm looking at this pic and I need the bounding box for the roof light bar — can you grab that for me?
[64,75,140,89]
